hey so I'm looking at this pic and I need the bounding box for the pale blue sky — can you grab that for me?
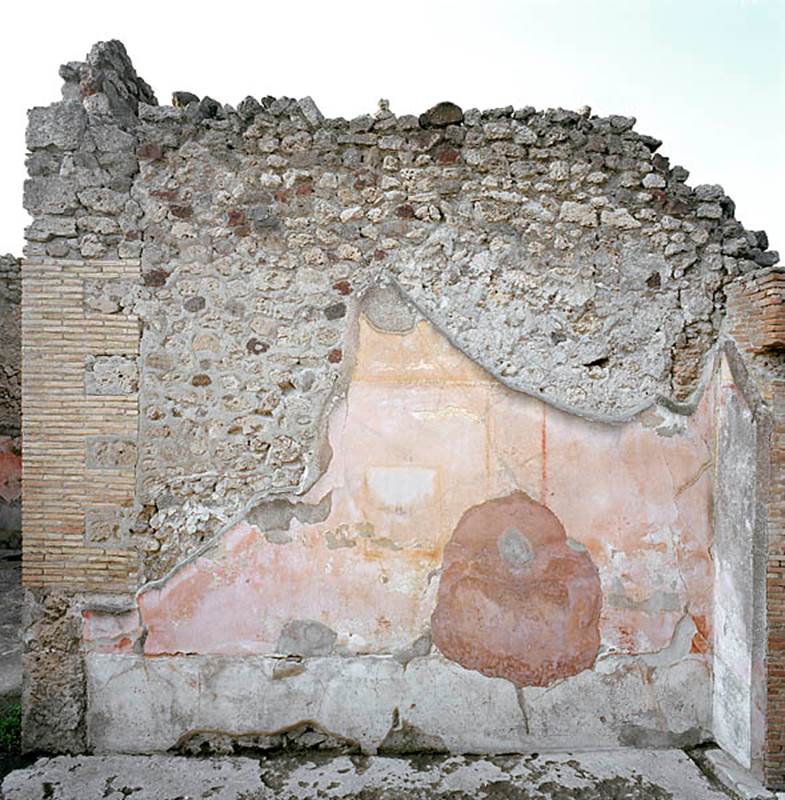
[2,0,782,253]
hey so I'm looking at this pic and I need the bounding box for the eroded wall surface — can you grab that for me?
[0,255,21,547]
[20,42,780,587]
[18,40,782,775]
[83,307,715,753]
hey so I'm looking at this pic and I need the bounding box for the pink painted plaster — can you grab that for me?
[89,318,715,675]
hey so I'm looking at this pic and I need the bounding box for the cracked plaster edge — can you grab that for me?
[80,650,712,757]
[132,278,727,602]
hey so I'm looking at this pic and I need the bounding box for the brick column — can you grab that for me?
[21,258,140,592]
[725,267,785,788]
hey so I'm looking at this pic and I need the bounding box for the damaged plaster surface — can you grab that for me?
[19,40,782,770]
[1,750,735,800]
[712,353,769,773]
[3,750,728,800]
[21,591,87,754]
[84,308,716,753]
[21,41,780,579]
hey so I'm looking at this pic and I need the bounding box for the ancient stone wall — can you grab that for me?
[18,40,785,788]
[0,255,21,547]
[24,42,780,582]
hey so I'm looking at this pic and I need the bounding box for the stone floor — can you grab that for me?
[0,749,755,800]
[0,550,22,706]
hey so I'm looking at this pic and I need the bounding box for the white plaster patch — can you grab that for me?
[365,466,436,510]
[84,653,711,756]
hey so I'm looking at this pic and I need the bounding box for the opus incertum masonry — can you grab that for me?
[7,37,785,792]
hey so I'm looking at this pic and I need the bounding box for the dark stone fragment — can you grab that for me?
[184,296,206,312]
[652,154,670,173]
[551,330,567,345]
[172,91,200,107]
[227,209,246,227]
[199,96,221,119]
[150,189,178,201]
[646,272,662,289]
[237,95,262,119]
[419,101,464,128]
[396,204,416,220]
[333,280,352,296]
[585,135,607,153]
[59,62,82,83]
[246,338,269,355]
[754,230,769,250]
[248,205,279,230]
[26,151,61,177]
[411,130,443,152]
[483,105,514,119]
[191,374,212,387]
[670,165,689,183]
[608,114,635,131]
[170,204,193,219]
[756,250,780,267]
[143,269,169,288]
[434,145,460,164]
[637,134,662,152]
[327,348,343,364]
[513,106,536,120]
[136,142,163,161]
[665,197,692,215]
[324,303,346,321]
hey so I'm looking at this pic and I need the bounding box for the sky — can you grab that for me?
[1,0,783,256]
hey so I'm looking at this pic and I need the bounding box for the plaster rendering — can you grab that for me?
[15,39,785,791]
[80,305,719,754]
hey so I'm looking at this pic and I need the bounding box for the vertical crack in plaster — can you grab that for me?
[515,687,531,736]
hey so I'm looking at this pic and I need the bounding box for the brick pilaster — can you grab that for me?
[726,267,785,788]
[21,259,140,592]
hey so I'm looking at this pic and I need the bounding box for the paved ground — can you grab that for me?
[0,551,22,705]
[0,750,746,800]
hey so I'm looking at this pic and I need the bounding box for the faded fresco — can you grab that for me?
[86,298,715,701]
